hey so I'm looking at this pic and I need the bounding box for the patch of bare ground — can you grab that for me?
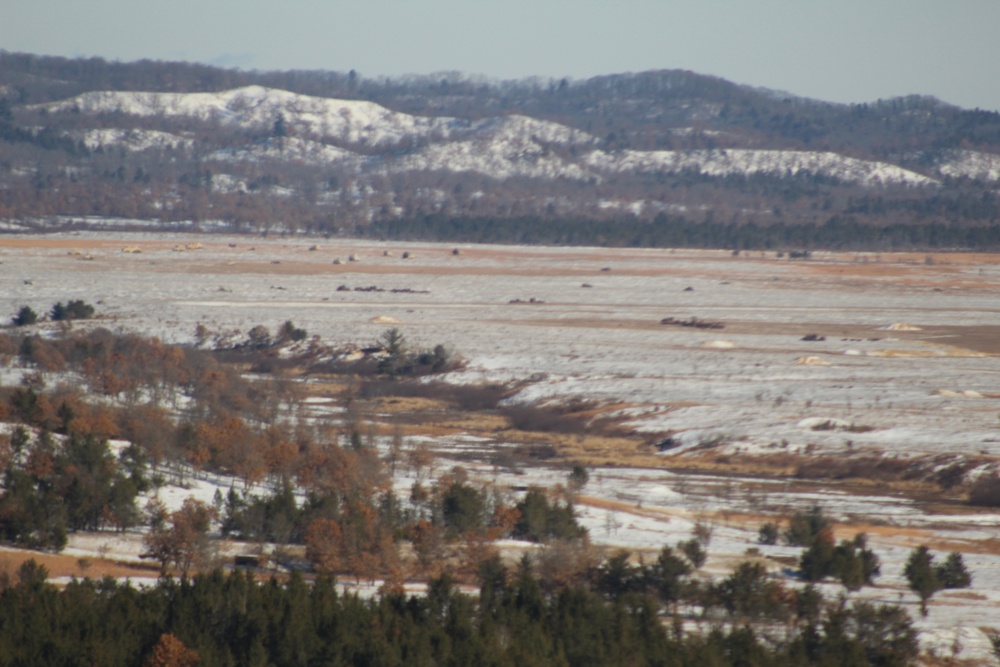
[575,495,684,523]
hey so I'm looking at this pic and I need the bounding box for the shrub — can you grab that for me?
[758,522,779,545]
[441,481,486,535]
[784,505,830,546]
[513,488,585,542]
[968,474,1000,507]
[936,551,972,589]
[12,306,38,327]
[712,561,789,621]
[679,537,707,569]
[279,320,308,342]
[50,300,95,321]
[800,532,880,591]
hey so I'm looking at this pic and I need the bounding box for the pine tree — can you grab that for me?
[904,546,941,617]
[936,551,972,589]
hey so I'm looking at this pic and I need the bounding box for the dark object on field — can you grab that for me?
[51,300,95,321]
[802,333,826,341]
[234,555,262,570]
[660,316,724,330]
[656,436,678,451]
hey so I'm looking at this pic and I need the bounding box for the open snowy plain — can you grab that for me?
[3,232,1000,661]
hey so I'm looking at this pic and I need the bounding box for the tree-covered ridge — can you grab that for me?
[1,52,999,246]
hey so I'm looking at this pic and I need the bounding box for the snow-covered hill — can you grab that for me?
[936,150,1000,182]
[586,148,940,188]
[45,85,468,148]
[43,86,955,188]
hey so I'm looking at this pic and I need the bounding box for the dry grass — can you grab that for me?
[0,548,160,582]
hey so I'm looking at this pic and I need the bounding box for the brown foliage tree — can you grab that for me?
[143,498,216,575]
[142,633,200,667]
[305,518,343,575]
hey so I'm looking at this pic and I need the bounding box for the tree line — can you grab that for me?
[369,212,1000,252]
[0,556,923,667]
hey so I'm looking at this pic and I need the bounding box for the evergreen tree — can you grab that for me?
[904,546,941,616]
[936,551,972,589]
[12,305,37,326]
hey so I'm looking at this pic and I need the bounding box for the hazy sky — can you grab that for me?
[4,0,999,111]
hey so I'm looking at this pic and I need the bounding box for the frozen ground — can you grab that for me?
[5,233,1000,461]
[4,232,1000,661]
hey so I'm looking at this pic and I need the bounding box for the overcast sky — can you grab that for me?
[4,0,999,111]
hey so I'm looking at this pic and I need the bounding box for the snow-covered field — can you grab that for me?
[4,232,1000,661]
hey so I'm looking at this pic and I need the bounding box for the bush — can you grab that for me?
[784,505,830,546]
[679,538,707,569]
[712,562,789,621]
[758,522,779,545]
[50,300,95,321]
[968,474,1000,507]
[503,403,588,435]
[441,481,486,535]
[936,551,972,589]
[279,320,308,342]
[513,488,585,542]
[800,532,880,591]
[12,306,38,327]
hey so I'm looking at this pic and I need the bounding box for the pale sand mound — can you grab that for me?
[935,389,984,398]
[702,340,735,349]
[883,322,923,331]
[797,356,831,366]
[370,315,402,324]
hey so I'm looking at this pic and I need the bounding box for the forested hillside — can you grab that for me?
[1,51,999,249]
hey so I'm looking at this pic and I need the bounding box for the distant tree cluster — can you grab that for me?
[0,556,921,667]
[371,212,1000,252]
[760,506,880,591]
[50,299,95,321]
[0,427,146,550]
[10,300,95,326]
[903,545,972,616]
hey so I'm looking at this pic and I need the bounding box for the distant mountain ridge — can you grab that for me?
[1,52,999,248]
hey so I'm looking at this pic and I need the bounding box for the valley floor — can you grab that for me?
[4,232,1000,662]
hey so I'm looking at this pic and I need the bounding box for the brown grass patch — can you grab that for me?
[377,396,454,413]
[0,548,160,583]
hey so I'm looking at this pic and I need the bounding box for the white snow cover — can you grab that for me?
[210,136,358,165]
[77,128,193,151]
[391,114,595,180]
[586,148,940,187]
[43,85,468,147]
[44,86,953,188]
[937,150,1000,181]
